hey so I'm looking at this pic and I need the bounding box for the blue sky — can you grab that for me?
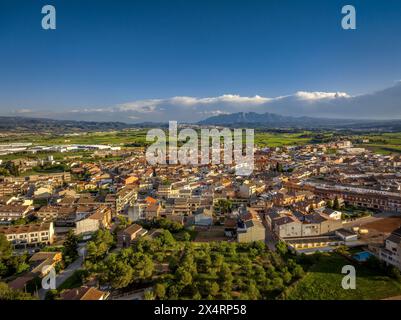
[1,0,401,121]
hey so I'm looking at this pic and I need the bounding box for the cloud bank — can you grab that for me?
[8,82,401,122]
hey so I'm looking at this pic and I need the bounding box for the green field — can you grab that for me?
[254,132,314,147]
[0,129,150,146]
[283,253,401,300]
[1,130,401,160]
[355,132,401,155]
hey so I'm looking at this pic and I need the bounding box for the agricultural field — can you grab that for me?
[0,129,150,146]
[2,129,401,160]
[355,132,401,155]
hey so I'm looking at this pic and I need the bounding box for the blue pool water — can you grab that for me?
[353,251,373,262]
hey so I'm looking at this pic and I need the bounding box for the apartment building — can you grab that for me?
[267,210,342,239]
[379,227,401,270]
[0,222,54,248]
[116,186,137,213]
[287,181,401,212]
[0,204,33,223]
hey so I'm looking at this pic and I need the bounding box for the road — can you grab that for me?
[38,245,85,300]
[257,211,278,251]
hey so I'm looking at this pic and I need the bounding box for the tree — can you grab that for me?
[0,233,12,261]
[0,282,36,300]
[182,232,191,242]
[144,289,155,300]
[105,256,133,289]
[5,161,19,176]
[116,215,129,230]
[276,241,288,256]
[246,280,260,299]
[333,196,341,210]
[389,266,401,282]
[86,230,114,262]
[64,230,79,263]
[176,267,193,286]
[157,230,176,247]
[327,200,334,208]
[154,283,166,299]
[0,235,29,277]
[215,199,233,214]
[132,254,154,281]
[209,282,220,297]
[291,264,305,279]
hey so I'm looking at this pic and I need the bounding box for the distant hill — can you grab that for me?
[0,116,139,133]
[198,112,401,131]
[2,114,401,134]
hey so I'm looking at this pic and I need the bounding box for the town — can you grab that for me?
[1,129,401,300]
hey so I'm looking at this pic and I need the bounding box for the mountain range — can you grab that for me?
[197,112,401,130]
[2,113,401,133]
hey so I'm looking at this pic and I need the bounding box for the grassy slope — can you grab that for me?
[284,253,401,300]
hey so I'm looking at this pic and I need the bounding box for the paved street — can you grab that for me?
[257,211,277,251]
[38,245,86,300]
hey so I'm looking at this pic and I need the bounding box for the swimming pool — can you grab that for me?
[353,251,373,262]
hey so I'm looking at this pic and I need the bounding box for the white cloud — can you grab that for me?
[10,83,401,122]
[295,91,350,100]
[15,108,33,114]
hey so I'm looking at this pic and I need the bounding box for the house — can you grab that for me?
[145,203,161,220]
[7,273,37,291]
[33,185,53,199]
[239,181,257,198]
[267,210,342,239]
[75,206,112,235]
[237,209,266,243]
[124,176,138,185]
[29,251,63,276]
[117,223,148,248]
[315,207,342,220]
[335,228,358,242]
[224,218,237,237]
[60,286,110,300]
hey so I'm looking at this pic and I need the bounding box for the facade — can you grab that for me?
[75,206,112,235]
[287,181,401,212]
[36,206,59,220]
[116,186,138,213]
[128,203,146,221]
[268,211,342,239]
[237,219,266,243]
[0,222,54,248]
[379,227,401,270]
